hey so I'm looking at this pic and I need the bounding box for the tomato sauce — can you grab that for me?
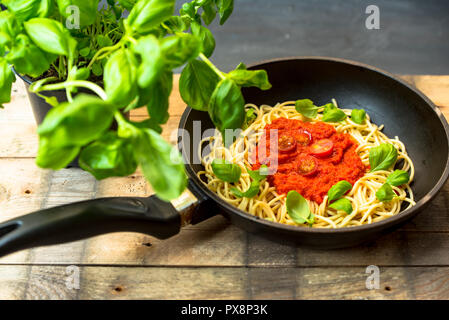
[252,118,366,204]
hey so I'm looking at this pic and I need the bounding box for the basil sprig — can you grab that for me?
[350,109,366,124]
[0,0,277,201]
[327,180,353,214]
[211,159,241,183]
[386,169,410,186]
[329,198,353,214]
[369,143,398,172]
[286,191,315,225]
[295,99,320,119]
[327,180,352,202]
[231,165,268,198]
[376,183,396,202]
[231,181,260,198]
[322,103,347,122]
[376,170,410,202]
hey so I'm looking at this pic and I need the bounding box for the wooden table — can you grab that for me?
[0,75,449,300]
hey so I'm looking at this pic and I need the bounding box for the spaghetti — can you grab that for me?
[197,100,416,228]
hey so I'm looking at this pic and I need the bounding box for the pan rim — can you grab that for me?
[179,56,449,234]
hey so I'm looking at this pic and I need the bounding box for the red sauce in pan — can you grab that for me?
[252,118,367,204]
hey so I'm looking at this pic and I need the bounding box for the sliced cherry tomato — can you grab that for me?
[278,135,296,153]
[297,156,318,176]
[296,130,312,146]
[310,139,334,158]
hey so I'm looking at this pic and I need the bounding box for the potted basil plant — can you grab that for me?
[0,0,271,201]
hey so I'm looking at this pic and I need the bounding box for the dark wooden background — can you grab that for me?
[175,0,449,74]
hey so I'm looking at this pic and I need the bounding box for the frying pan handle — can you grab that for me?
[0,195,181,257]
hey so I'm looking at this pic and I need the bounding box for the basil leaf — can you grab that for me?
[242,108,256,129]
[104,48,138,108]
[56,0,100,27]
[386,170,410,186]
[37,94,116,148]
[118,0,136,10]
[132,128,187,201]
[180,2,196,18]
[227,68,271,90]
[79,47,90,57]
[36,138,80,170]
[328,198,353,214]
[74,67,90,81]
[231,180,260,198]
[160,33,201,69]
[3,0,51,23]
[132,35,163,88]
[286,190,314,225]
[208,78,245,145]
[350,109,366,124]
[327,180,352,202]
[201,1,217,25]
[369,143,398,172]
[145,70,173,124]
[128,0,175,34]
[216,0,234,25]
[6,34,56,78]
[211,159,241,183]
[0,58,15,108]
[163,16,190,33]
[79,132,137,180]
[96,34,113,48]
[295,99,319,119]
[376,183,396,202]
[322,103,347,122]
[179,59,220,111]
[0,11,21,49]
[24,18,77,58]
[191,21,215,58]
[247,165,268,182]
[91,61,103,76]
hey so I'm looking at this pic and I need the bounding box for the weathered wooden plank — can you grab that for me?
[402,75,449,108]
[0,266,29,299]
[4,216,449,267]
[2,162,449,266]
[0,265,447,299]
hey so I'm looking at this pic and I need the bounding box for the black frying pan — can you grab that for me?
[1,57,448,256]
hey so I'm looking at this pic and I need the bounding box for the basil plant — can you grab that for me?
[0,0,271,201]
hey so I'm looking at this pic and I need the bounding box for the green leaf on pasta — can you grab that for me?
[350,109,366,124]
[328,198,353,214]
[211,159,241,183]
[369,143,398,172]
[231,181,260,198]
[295,99,319,119]
[286,190,314,225]
[322,103,347,122]
[376,183,396,202]
[327,180,352,202]
[246,165,268,182]
[386,170,410,186]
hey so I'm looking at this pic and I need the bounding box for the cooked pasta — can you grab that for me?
[197,100,415,228]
